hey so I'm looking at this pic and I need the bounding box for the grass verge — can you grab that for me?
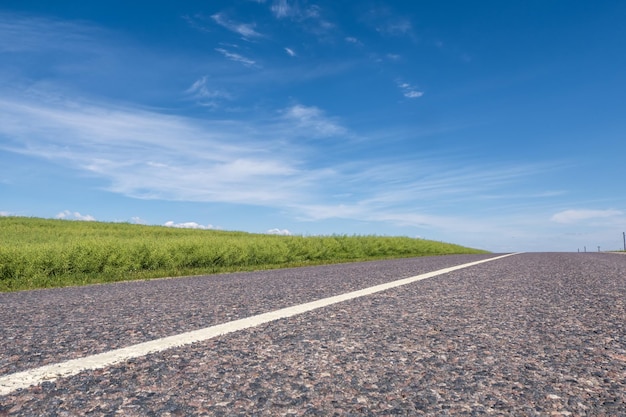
[0,216,488,292]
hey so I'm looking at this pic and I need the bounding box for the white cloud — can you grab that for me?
[186,76,230,99]
[282,104,346,136]
[1,88,557,240]
[215,47,257,67]
[211,13,263,39]
[182,14,211,33]
[0,93,325,207]
[266,228,292,235]
[381,19,413,36]
[164,221,217,230]
[56,210,96,221]
[284,47,296,57]
[404,91,424,98]
[268,1,333,35]
[397,81,423,99]
[271,0,295,19]
[293,201,492,235]
[291,159,557,229]
[185,76,231,108]
[551,209,623,224]
[0,13,103,54]
[0,211,11,217]
[362,7,417,41]
[0,88,557,241]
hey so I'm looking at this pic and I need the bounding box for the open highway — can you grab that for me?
[1,253,625,416]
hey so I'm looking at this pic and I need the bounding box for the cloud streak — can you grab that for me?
[266,228,292,235]
[282,104,347,136]
[397,81,423,98]
[185,76,232,108]
[361,6,417,41]
[551,209,623,224]
[56,210,96,221]
[164,221,217,230]
[270,0,322,20]
[0,90,553,238]
[268,1,334,36]
[211,13,263,39]
[0,94,311,205]
[215,47,257,67]
[0,13,100,53]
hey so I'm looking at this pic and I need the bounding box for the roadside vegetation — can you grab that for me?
[0,216,488,292]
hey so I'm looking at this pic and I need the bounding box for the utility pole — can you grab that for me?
[598,246,600,252]
[623,232,625,251]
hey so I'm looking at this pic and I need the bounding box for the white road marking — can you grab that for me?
[0,253,519,396]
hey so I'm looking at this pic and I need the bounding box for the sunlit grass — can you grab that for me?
[0,216,488,292]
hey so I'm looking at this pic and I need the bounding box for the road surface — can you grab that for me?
[1,253,625,415]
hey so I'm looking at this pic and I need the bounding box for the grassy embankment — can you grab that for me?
[0,216,488,292]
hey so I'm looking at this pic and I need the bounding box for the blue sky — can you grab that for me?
[1,0,625,252]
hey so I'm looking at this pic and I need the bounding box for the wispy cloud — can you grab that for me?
[397,81,423,98]
[270,0,297,19]
[0,13,100,53]
[0,93,320,207]
[293,159,554,222]
[164,221,218,229]
[404,91,423,98]
[269,1,334,36]
[182,14,212,33]
[211,12,263,39]
[215,47,257,67]
[292,201,494,236]
[282,104,346,136]
[551,209,623,224]
[380,19,413,37]
[0,90,552,238]
[284,47,296,57]
[361,6,417,41]
[56,210,96,221]
[266,228,292,235]
[185,76,231,107]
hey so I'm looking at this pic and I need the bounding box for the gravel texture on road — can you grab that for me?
[1,253,626,416]
[0,255,495,377]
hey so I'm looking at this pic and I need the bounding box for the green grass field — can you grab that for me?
[0,216,488,292]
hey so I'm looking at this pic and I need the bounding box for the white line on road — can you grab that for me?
[0,253,520,396]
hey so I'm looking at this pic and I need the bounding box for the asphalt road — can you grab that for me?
[1,253,625,416]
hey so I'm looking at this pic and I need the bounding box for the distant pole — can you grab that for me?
[623,232,625,251]
[598,246,600,252]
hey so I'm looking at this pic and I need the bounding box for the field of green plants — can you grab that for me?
[0,216,488,292]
